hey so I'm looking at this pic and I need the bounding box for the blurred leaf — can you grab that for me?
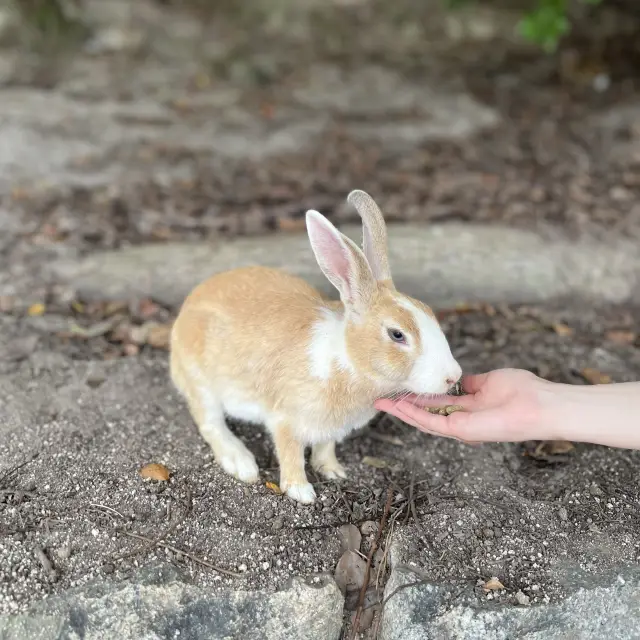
[534,440,575,458]
[265,481,282,495]
[334,550,367,595]
[605,330,636,345]
[338,524,361,554]
[27,303,46,317]
[362,456,389,469]
[581,367,611,385]
[552,323,574,337]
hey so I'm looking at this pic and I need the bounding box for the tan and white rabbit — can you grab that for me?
[170,190,462,504]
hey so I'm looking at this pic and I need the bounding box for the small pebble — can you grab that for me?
[558,507,568,522]
[272,516,284,531]
[515,590,530,606]
[103,563,115,575]
[56,545,71,561]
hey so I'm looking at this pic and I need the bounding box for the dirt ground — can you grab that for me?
[1,298,640,630]
[2,0,640,637]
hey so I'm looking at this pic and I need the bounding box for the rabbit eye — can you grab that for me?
[388,328,406,344]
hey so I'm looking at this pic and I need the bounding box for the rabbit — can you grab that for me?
[170,190,462,504]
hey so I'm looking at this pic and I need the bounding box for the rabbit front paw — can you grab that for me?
[313,460,347,481]
[311,442,347,481]
[216,442,260,484]
[282,481,317,504]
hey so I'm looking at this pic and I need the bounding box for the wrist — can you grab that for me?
[533,378,581,442]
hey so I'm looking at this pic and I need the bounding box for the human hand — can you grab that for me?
[375,368,556,444]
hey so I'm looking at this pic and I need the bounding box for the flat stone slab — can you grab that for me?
[0,566,343,640]
[50,223,640,309]
[380,565,640,640]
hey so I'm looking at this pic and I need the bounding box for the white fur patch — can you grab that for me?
[308,308,352,381]
[396,297,462,394]
[221,389,267,425]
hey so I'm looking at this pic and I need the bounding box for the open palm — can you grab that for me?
[375,369,550,443]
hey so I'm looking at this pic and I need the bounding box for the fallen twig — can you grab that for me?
[350,487,394,640]
[113,486,192,562]
[117,529,241,577]
[90,503,126,519]
[0,451,39,488]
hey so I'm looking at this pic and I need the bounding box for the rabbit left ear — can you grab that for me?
[347,190,393,287]
[305,209,376,313]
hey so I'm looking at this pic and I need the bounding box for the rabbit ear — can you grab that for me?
[306,210,376,312]
[347,190,393,286]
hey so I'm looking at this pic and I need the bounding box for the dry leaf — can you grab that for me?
[27,303,46,317]
[581,368,611,385]
[541,440,574,455]
[70,301,85,314]
[367,432,405,446]
[334,550,367,595]
[362,456,388,469]
[552,323,574,337]
[276,217,307,232]
[139,463,170,481]
[265,481,282,495]
[483,577,505,591]
[260,102,275,119]
[338,524,361,554]
[64,319,117,339]
[104,301,129,316]
[532,440,575,459]
[146,324,172,349]
[605,330,636,345]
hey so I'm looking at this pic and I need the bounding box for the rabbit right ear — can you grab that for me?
[347,190,393,286]
[305,210,376,313]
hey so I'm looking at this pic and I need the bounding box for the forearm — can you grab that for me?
[538,380,640,449]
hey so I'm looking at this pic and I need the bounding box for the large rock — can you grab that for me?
[293,65,499,148]
[0,566,343,640]
[380,565,640,640]
[50,223,640,308]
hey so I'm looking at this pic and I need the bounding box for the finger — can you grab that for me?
[461,372,489,394]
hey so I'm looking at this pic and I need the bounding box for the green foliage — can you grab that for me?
[518,0,602,52]
[444,0,604,52]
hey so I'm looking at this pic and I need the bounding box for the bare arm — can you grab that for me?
[375,369,640,450]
